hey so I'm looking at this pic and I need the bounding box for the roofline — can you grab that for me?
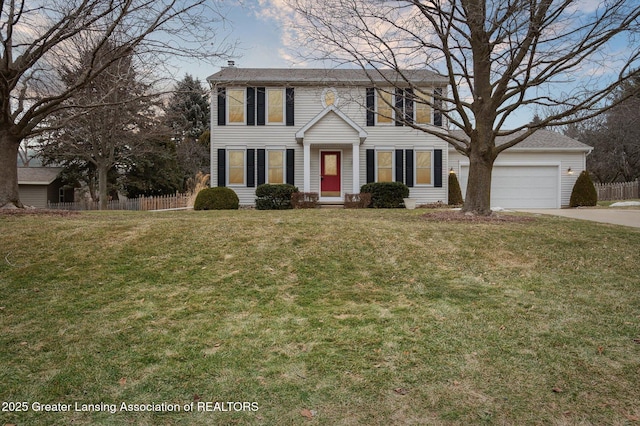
[296,105,368,144]
[447,146,593,153]
[206,68,448,87]
[18,180,58,185]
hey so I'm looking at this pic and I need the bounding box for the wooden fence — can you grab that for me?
[48,193,190,211]
[595,180,639,201]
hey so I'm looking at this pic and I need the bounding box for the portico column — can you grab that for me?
[352,142,360,193]
[303,143,311,193]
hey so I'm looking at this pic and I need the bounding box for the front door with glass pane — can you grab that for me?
[320,151,341,197]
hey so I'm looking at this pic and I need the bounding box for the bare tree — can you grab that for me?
[40,41,168,209]
[1,0,231,208]
[287,0,640,215]
[567,75,640,183]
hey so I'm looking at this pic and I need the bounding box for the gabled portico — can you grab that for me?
[295,105,367,199]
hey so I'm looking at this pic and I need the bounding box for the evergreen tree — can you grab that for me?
[122,136,184,198]
[570,171,598,207]
[448,172,464,205]
[164,75,211,179]
[165,74,210,140]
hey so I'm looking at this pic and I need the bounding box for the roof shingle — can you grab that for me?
[448,129,591,151]
[207,67,448,86]
[18,167,63,185]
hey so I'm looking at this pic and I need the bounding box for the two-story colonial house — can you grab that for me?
[207,66,450,206]
[207,65,592,208]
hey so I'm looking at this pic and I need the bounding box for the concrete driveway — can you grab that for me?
[518,209,640,228]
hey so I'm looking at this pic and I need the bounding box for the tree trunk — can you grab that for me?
[98,164,109,210]
[461,130,497,216]
[462,153,495,216]
[0,133,23,209]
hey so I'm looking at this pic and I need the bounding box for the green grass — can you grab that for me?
[1,209,639,425]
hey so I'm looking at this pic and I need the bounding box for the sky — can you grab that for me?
[178,0,637,130]
[182,1,293,81]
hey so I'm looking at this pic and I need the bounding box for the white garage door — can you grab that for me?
[460,165,559,208]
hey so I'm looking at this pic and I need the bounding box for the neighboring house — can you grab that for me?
[17,167,74,208]
[207,66,591,208]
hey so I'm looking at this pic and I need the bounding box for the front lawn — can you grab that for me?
[1,209,639,425]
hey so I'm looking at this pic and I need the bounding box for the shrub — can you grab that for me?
[291,192,319,209]
[255,184,299,210]
[360,182,409,208]
[570,170,598,207]
[448,172,464,205]
[344,193,372,209]
[194,187,239,210]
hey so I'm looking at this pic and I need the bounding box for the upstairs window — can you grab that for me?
[227,89,245,124]
[218,87,294,126]
[267,89,284,124]
[376,90,394,125]
[415,90,432,125]
[322,87,339,108]
[366,87,442,127]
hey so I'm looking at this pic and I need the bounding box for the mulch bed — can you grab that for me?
[422,210,535,223]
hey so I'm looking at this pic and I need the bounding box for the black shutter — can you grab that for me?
[395,149,404,182]
[366,88,375,127]
[405,149,414,187]
[246,87,255,126]
[286,88,295,126]
[366,149,375,183]
[247,149,255,187]
[217,149,226,187]
[257,87,266,126]
[395,88,404,126]
[286,149,295,185]
[434,149,443,187]
[434,87,443,127]
[217,88,226,126]
[257,149,266,185]
[404,89,414,125]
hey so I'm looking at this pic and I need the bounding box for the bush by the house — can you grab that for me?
[291,192,319,209]
[448,172,464,205]
[360,182,409,208]
[570,170,598,207]
[255,184,299,210]
[194,187,239,210]
[344,193,372,209]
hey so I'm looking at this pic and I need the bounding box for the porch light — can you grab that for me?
[449,168,455,174]
[567,167,574,175]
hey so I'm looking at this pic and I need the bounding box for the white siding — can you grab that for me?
[211,85,449,205]
[309,146,353,196]
[448,149,587,207]
[361,127,449,204]
[305,112,359,145]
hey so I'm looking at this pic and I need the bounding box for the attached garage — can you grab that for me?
[459,164,560,209]
[448,129,592,208]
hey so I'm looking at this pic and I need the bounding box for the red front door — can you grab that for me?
[321,151,341,197]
